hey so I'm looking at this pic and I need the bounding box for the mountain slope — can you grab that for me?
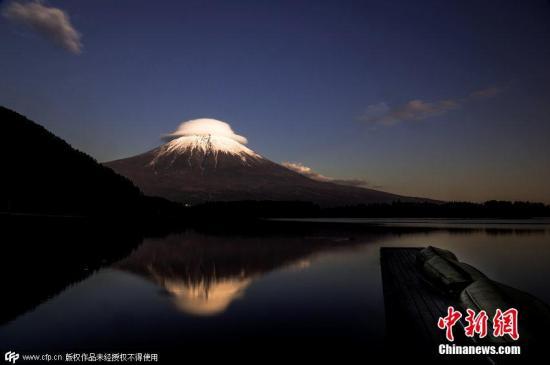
[1,106,148,216]
[105,132,426,207]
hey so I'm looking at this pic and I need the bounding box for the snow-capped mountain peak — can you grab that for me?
[153,134,261,163]
[147,118,262,167]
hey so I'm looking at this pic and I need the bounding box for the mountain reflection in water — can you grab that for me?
[114,231,364,316]
[163,277,252,315]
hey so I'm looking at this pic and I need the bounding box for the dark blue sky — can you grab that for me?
[2,0,550,202]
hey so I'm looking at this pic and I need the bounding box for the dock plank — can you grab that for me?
[380,247,492,363]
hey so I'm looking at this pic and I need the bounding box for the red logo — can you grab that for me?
[437,306,519,341]
[438,306,462,341]
[493,308,519,340]
[464,308,488,338]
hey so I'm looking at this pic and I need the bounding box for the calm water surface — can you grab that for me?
[2,219,549,356]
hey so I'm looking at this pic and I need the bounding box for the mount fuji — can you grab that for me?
[104,118,426,206]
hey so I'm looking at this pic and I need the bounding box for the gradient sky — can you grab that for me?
[2,0,550,202]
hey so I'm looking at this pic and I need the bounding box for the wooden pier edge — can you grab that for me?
[380,247,492,363]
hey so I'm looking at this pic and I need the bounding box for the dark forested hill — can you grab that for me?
[0,106,180,217]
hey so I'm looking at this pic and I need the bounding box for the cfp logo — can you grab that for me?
[4,352,19,364]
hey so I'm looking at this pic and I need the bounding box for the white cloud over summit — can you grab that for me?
[162,118,248,144]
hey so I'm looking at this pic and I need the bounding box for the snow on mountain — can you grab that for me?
[150,135,262,168]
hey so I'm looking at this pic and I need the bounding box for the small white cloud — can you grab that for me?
[361,99,459,126]
[2,0,82,54]
[163,118,248,144]
[361,86,501,126]
[469,87,501,99]
[282,161,371,188]
[281,162,332,182]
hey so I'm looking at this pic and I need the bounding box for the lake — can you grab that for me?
[1,219,549,360]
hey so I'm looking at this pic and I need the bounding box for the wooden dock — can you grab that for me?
[380,247,492,363]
